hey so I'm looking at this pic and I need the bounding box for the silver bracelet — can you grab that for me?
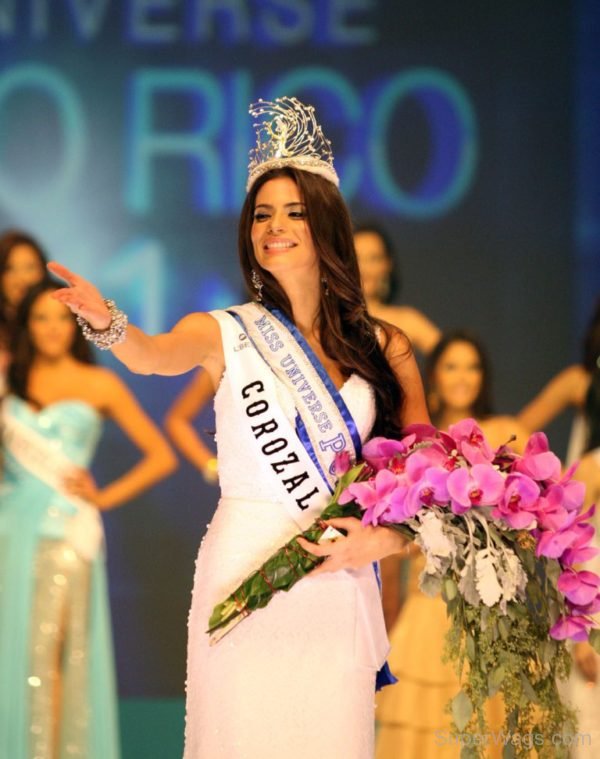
[76,299,128,350]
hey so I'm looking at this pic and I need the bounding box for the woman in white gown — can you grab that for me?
[48,97,430,758]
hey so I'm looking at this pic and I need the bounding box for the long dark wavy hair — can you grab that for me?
[0,230,50,349]
[8,281,94,405]
[426,330,494,423]
[353,221,401,303]
[583,298,600,451]
[238,167,407,438]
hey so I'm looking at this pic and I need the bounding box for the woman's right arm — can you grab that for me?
[164,369,218,482]
[48,262,222,376]
[517,365,590,433]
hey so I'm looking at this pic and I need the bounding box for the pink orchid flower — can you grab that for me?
[560,542,600,567]
[405,467,450,515]
[404,449,450,482]
[333,450,352,476]
[361,435,416,471]
[557,569,600,606]
[535,505,596,559]
[546,467,586,512]
[447,418,495,465]
[550,614,593,642]
[385,483,417,524]
[339,469,404,526]
[402,423,457,451]
[535,490,571,532]
[515,432,561,482]
[572,593,600,616]
[447,463,505,515]
[536,522,595,560]
[491,473,540,529]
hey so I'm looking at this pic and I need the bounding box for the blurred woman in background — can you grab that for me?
[354,222,440,355]
[0,281,176,759]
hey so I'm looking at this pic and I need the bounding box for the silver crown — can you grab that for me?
[246,97,339,191]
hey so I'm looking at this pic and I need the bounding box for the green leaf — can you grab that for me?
[451,690,473,732]
[444,578,458,601]
[517,545,535,574]
[480,606,490,631]
[540,639,557,665]
[545,558,561,584]
[519,672,539,704]
[488,665,506,696]
[466,633,476,663]
[590,628,600,654]
[498,617,511,641]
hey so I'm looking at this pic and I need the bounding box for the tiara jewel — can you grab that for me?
[246,97,339,191]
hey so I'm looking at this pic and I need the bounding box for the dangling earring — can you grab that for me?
[251,270,263,302]
[321,276,330,296]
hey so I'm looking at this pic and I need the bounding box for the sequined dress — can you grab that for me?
[0,396,120,759]
[184,319,387,758]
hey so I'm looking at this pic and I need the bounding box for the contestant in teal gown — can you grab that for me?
[0,280,177,759]
[0,396,120,759]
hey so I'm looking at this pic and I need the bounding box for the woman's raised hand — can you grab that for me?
[48,262,111,329]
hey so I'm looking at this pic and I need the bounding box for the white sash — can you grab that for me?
[1,404,103,561]
[211,309,332,530]
[230,303,360,490]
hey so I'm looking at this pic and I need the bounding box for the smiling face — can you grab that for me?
[1,244,46,309]
[28,290,77,360]
[354,230,392,301]
[433,340,483,414]
[251,176,319,283]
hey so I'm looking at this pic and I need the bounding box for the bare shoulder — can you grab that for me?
[380,304,429,329]
[79,365,127,399]
[375,319,412,357]
[172,310,221,340]
[171,310,225,377]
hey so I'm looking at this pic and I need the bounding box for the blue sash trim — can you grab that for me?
[376,661,398,691]
[295,416,333,493]
[270,307,363,459]
[372,560,398,690]
[226,311,269,369]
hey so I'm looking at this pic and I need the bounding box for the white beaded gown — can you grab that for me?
[184,317,388,759]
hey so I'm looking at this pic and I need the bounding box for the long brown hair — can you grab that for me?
[8,281,94,405]
[0,231,50,315]
[238,167,407,438]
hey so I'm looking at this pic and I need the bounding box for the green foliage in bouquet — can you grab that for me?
[207,465,365,642]
[440,532,577,759]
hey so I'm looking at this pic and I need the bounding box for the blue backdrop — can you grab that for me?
[0,1,595,699]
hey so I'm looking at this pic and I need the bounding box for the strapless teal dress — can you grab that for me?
[0,395,120,758]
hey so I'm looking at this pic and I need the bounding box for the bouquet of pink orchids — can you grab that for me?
[209,419,599,754]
